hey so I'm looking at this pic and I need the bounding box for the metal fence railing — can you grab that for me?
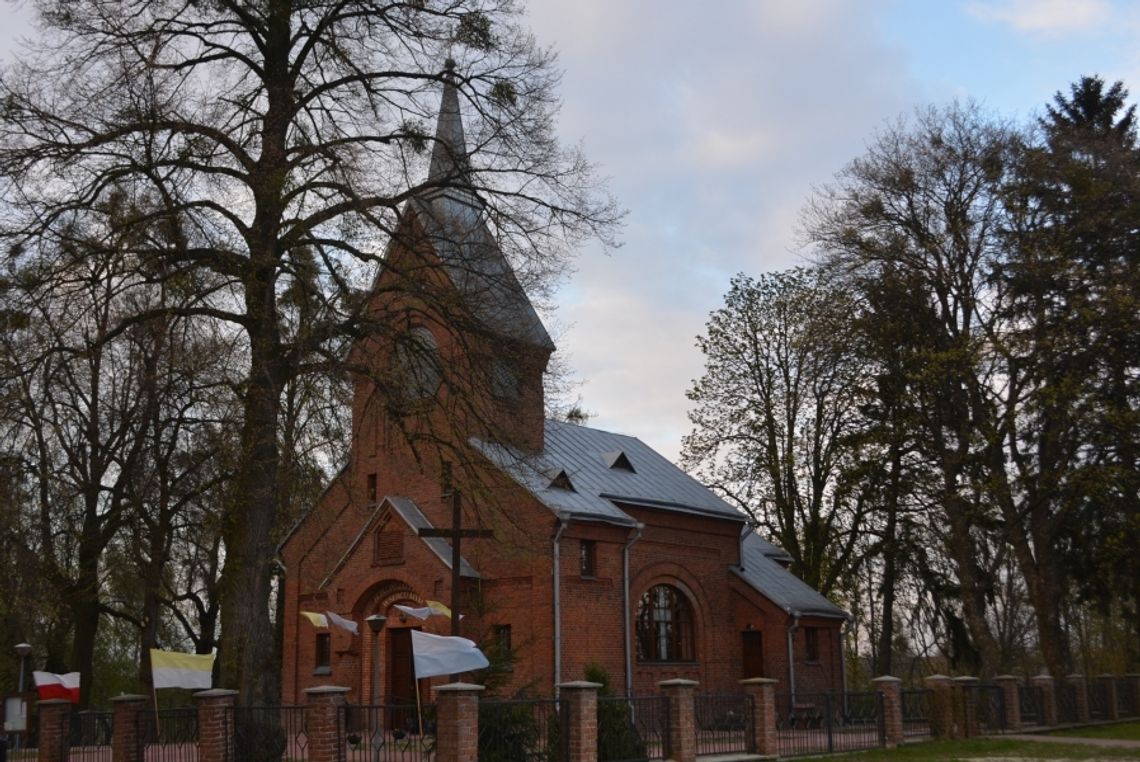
[342,703,437,762]
[227,705,309,762]
[693,693,753,756]
[775,692,884,757]
[62,710,112,762]
[900,689,932,739]
[1056,683,1079,724]
[1118,678,1138,718]
[139,707,198,762]
[597,695,669,762]
[1088,681,1108,720]
[1,730,38,760]
[974,685,1006,734]
[477,698,562,762]
[1019,684,1042,726]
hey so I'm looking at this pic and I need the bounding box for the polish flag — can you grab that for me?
[33,671,80,703]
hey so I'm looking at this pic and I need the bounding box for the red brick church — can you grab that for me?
[279,66,847,707]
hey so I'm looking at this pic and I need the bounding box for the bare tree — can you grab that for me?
[0,1,617,704]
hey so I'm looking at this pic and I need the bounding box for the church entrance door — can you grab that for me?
[388,627,421,733]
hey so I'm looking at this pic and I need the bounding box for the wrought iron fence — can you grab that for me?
[342,703,437,762]
[139,707,198,762]
[900,689,932,739]
[228,705,310,762]
[60,710,113,761]
[1,730,38,761]
[775,692,884,757]
[973,685,1006,734]
[693,693,753,756]
[1088,681,1108,720]
[1018,684,1042,726]
[477,698,561,762]
[1055,683,1079,724]
[596,695,668,762]
[1117,678,1137,718]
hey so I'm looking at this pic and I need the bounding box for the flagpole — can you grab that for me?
[414,676,423,737]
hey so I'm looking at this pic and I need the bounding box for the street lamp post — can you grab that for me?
[13,643,32,753]
[365,616,386,762]
[14,643,31,693]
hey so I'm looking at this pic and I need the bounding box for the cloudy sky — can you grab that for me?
[2,0,1138,462]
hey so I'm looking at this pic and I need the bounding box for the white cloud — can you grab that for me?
[965,0,1112,34]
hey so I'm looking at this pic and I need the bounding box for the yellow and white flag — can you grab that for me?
[150,650,214,690]
[300,611,328,628]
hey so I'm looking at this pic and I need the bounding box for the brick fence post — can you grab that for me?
[195,689,238,762]
[871,676,903,748]
[953,676,979,737]
[994,675,1021,731]
[1031,674,1057,727]
[435,682,484,762]
[659,679,698,762]
[1067,674,1089,723]
[740,678,778,757]
[304,685,350,762]
[1099,675,1118,721]
[558,681,601,762]
[36,699,71,762]
[110,694,148,762]
[923,675,955,739]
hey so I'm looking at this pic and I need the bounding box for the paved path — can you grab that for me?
[1000,732,1140,750]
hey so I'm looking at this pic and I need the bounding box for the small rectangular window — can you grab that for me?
[493,624,512,659]
[315,633,331,675]
[580,540,597,578]
[366,473,378,504]
[804,627,820,663]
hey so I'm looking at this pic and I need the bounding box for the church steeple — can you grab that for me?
[427,59,471,191]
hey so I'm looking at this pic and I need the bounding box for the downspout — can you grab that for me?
[787,614,800,704]
[552,513,569,693]
[622,522,645,697]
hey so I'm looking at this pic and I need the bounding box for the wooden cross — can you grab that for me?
[417,465,492,636]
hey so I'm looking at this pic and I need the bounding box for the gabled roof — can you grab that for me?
[735,532,847,620]
[319,496,479,589]
[472,419,747,526]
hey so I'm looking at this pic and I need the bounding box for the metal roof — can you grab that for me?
[473,419,748,525]
[387,496,480,579]
[735,532,847,620]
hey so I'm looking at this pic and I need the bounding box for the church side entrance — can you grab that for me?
[742,630,765,678]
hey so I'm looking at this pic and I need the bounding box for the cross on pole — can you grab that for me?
[417,468,492,636]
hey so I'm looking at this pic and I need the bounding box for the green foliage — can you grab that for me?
[583,664,648,762]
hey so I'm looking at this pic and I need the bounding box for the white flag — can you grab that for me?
[410,630,489,679]
[326,611,359,635]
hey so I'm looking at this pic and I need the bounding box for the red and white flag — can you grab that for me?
[33,671,80,703]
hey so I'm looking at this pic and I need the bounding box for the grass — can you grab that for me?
[1051,721,1140,741]
[831,737,1140,760]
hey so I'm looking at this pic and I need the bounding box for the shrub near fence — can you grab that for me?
[228,705,309,762]
[478,698,562,762]
[597,695,668,762]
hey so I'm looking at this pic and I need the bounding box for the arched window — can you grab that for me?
[636,584,694,662]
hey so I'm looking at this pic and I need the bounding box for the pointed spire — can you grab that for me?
[428,58,470,186]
